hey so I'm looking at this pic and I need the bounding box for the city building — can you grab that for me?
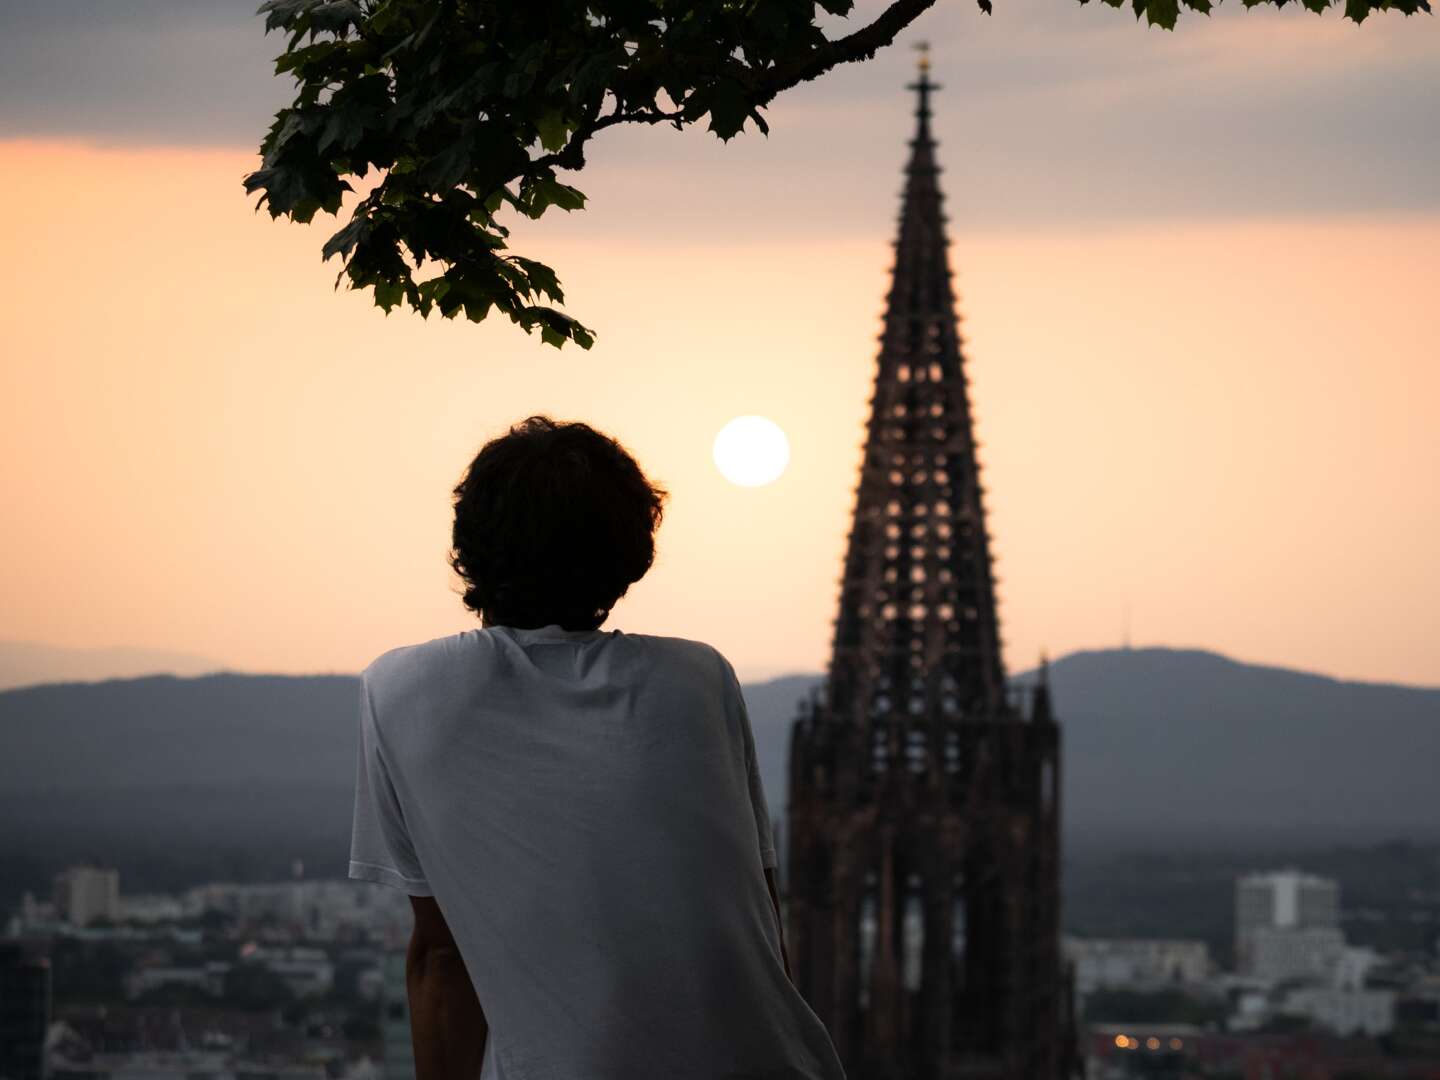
[1084,1024,1204,1080]
[117,893,186,924]
[380,950,416,1080]
[1248,926,1347,984]
[1085,1025,1440,1080]
[47,1050,326,1079]
[183,879,412,943]
[52,865,120,928]
[1064,937,1212,994]
[1235,870,1341,977]
[783,49,1076,1079]
[240,945,334,998]
[0,940,51,1080]
[123,961,231,1001]
[1331,945,1382,991]
[1277,984,1397,1037]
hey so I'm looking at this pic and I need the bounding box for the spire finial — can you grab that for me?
[906,41,941,132]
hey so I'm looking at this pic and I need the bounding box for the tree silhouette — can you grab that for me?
[245,0,1430,349]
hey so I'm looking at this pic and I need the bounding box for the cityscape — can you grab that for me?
[5,859,1440,1079]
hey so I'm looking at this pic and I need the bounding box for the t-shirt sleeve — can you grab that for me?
[717,650,779,870]
[348,672,434,896]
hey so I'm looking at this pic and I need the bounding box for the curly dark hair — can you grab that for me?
[449,415,668,631]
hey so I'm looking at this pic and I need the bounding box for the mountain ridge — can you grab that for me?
[0,638,229,692]
[0,645,1434,901]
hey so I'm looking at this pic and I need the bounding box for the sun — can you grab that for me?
[712,415,790,488]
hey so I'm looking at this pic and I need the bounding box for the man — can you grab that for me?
[349,415,847,1079]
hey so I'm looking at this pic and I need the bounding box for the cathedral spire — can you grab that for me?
[785,55,1072,1080]
[826,48,1009,725]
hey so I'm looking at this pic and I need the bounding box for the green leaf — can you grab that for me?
[321,215,369,261]
[374,278,405,312]
[510,256,564,303]
[523,307,596,350]
[274,40,344,77]
[1142,0,1180,28]
[705,78,752,141]
[419,137,471,190]
[521,177,586,218]
[536,109,569,152]
[309,1,362,35]
[257,0,317,34]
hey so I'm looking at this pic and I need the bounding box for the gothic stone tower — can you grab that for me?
[784,56,1076,1080]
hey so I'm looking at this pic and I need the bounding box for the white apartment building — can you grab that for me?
[53,865,120,927]
[1235,869,1341,977]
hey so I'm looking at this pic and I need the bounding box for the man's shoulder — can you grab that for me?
[361,630,474,689]
[623,632,743,696]
[625,630,727,668]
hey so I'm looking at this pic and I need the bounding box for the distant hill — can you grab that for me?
[1025,647,1440,843]
[0,673,362,899]
[0,647,1435,905]
[0,639,229,691]
[745,649,1440,850]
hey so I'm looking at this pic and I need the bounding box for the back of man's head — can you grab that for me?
[449,415,668,631]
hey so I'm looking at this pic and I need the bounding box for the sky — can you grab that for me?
[1,0,1437,687]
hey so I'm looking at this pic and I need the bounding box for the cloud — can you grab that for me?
[0,0,1434,225]
[0,0,287,148]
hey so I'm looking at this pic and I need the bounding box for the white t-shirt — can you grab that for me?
[349,623,847,1080]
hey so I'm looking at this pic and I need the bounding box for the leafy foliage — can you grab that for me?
[1084,0,1426,28]
[246,0,1430,349]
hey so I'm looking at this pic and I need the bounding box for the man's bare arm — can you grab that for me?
[764,866,794,983]
[407,895,488,1080]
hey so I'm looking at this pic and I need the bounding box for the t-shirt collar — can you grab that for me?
[493,623,610,643]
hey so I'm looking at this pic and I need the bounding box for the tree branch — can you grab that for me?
[533,0,937,175]
[531,103,686,174]
[754,0,941,106]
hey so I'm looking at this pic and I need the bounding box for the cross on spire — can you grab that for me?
[907,40,940,132]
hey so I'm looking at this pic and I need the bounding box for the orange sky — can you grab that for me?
[1,137,1437,686]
